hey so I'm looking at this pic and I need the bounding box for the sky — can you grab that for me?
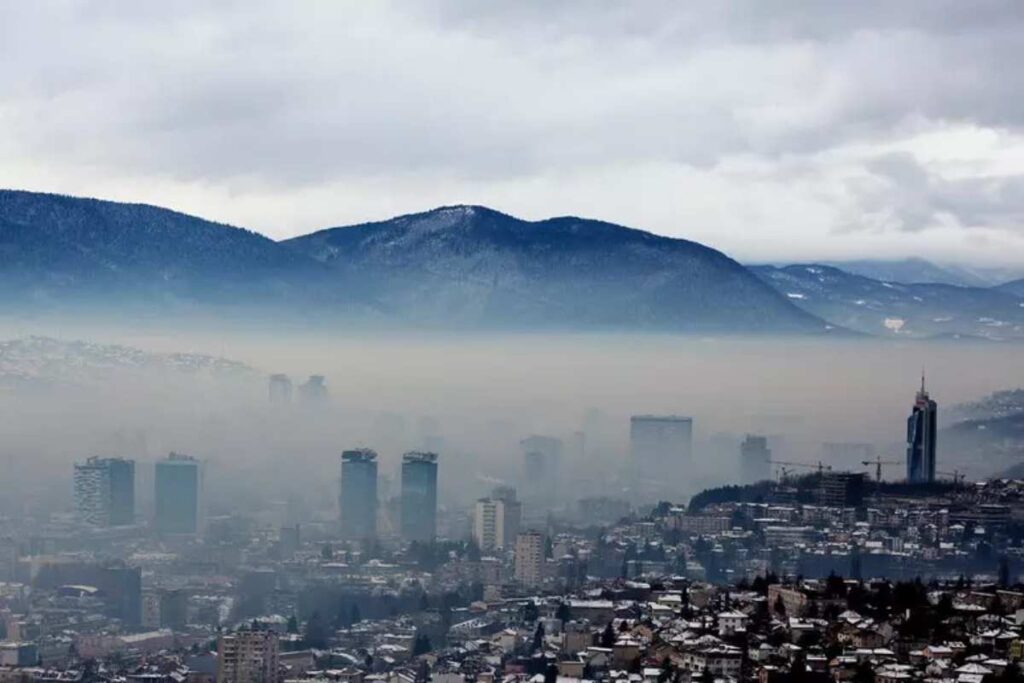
[2,1,1024,266]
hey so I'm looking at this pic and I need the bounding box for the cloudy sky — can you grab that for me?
[2,1,1024,266]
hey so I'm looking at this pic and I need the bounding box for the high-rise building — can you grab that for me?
[630,415,693,496]
[217,629,280,683]
[340,449,378,540]
[74,457,135,527]
[298,375,328,404]
[473,490,521,553]
[155,453,201,535]
[740,435,771,484]
[514,530,544,587]
[520,435,562,491]
[907,375,938,483]
[105,458,135,526]
[268,374,292,404]
[400,451,438,542]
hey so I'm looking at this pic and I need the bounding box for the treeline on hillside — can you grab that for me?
[687,476,965,513]
[688,480,780,512]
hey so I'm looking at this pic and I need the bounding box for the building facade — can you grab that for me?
[340,449,378,540]
[906,376,938,483]
[630,415,694,497]
[740,435,771,484]
[514,530,544,587]
[400,451,438,542]
[473,491,521,552]
[217,629,280,683]
[74,457,135,527]
[155,453,201,535]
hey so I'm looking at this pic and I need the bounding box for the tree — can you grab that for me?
[555,601,571,622]
[321,544,333,560]
[287,614,299,634]
[532,622,546,652]
[600,621,615,647]
[523,601,540,623]
[303,611,329,649]
[412,634,432,656]
[773,595,787,616]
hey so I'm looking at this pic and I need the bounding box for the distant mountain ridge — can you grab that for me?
[0,190,830,333]
[0,189,343,312]
[816,258,1020,288]
[753,263,1024,340]
[284,205,829,332]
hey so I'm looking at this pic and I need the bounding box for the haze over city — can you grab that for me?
[1,3,1024,683]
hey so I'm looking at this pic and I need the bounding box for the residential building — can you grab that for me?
[514,530,544,587]
[217,629,280,683]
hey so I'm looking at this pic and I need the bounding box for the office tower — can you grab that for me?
[74,457,135,527]
[155,453,201,535]
[520,435,563,487]
[217,629,280,683]
[514,530,544,587]
[473,491,521,552]
[298,375,328,403]
[340,449,378,540]
[268,374,292,404]
[160,588,188,631]
[740,435,771,484]
[400,451,438,542]
[74,459,112,527]
[630,415,693,496]
[907,375,938,483]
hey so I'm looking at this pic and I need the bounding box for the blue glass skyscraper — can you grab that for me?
[340,449,378,540]
[401,451,438,542]
[155,453,201,534]
[906,375,937,483]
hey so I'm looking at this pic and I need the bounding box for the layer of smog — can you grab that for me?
[2,324,1020,527]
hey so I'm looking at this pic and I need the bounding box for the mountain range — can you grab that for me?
[752,264,1024,340]
[1,189,1022,338]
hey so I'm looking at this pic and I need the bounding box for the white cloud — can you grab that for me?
[1,0,1023,266]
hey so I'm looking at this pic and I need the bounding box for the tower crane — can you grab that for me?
[862,456,902,482]
[768,460,832,481]
[937,470,965,484]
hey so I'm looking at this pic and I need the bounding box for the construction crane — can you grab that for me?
[937,470,965,484]
[768,460,832,481]
[862,456,902,482]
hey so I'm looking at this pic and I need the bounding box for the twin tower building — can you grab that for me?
[73,452,201,534]
[340,449,439,542]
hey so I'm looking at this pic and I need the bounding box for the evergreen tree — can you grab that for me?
[600,621,615,647]
[555,601,571,622]
[412,634,432,656]
[532,622,546,651]
[303,611,329,649]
